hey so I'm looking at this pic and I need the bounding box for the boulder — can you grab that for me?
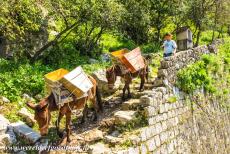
[114,110,137,125]
[0,114,10,135]
[11,121,41,144]
[18,107,36,127]
[0,96,10,103]
[82,128,103,143]
[91,70,121,94]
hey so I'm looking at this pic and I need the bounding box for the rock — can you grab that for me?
[121,99,141,110]
[89,58,98,64]
[0,96,10,103]
[22,94,34,101]
[100,53,111,62]
[152,78,164,87]
[82,128,103,143]
[91,70,121,94]
[110,130,120,137]
[0,134,12,145]
[11,121,41,144]
[6,126,17,144]
[89,142,111,154]
[114,110,137,125]
[0,114,10,135]
[35,138,49,153]
[34,94,43,100]
[128,135,141,145]
[18,107,36,127]
[104,135,123,145]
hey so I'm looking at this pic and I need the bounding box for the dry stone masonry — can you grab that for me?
[115,41,230,154]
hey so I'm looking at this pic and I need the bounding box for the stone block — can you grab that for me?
[140,95,153,106]
[11,121,41,144]
[121,99,141,110]
[141,143,148,154]
[146,138,156,152]
[160,131,168,143]
[144,106,157,117]
[114,111,137,125]
[155,123,162,134]
[154,135,161,147]
[128,147,139,154]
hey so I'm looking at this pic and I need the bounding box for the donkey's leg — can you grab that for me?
[91,98,100,121]
[122,84,128,101]
[127,84,132,98]
[66,112,72,143]
[139,74,145,91]
[56,112,64,138]
[81,105,88,124]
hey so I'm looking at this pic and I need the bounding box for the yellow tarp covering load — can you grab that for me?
[44,68,69,94]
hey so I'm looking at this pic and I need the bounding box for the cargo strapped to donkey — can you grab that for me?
[44,67,93,108]
[111,47,145,73]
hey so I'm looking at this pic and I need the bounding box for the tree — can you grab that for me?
[186,0,215,46]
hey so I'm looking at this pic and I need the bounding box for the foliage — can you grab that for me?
[177,39,230,94]
[0,59,52,101]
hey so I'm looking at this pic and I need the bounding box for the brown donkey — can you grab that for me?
[26,76,103,142]
[106,58,149,100]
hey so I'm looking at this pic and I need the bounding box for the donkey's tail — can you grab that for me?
[96,86,103,112]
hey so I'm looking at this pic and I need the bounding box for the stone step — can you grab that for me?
[81,128,103,143]
[89,142,111,154]
[121,99,144,110]
[104,135,123,145]
[11,121,41,144]
[114,110,137,125]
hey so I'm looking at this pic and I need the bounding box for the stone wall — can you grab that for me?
[116,43,230,154]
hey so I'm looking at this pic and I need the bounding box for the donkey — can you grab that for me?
[106,58,149,100]
[26,76,103,142]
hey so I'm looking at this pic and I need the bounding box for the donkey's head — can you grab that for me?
[106,66,118,89]
[26,98,51,136]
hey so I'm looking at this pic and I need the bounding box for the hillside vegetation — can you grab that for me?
[0,0,229,121]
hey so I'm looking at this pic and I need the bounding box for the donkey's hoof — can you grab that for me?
[58,132,64,138]
[67,138,71,143]
[80,119,85,124]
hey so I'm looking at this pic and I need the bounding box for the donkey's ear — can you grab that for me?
[40,103,49,110]
[26,102,37,110]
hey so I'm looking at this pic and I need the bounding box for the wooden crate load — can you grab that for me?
[44,68,73,107]
[60,66,93,98]
[44,67,93,107]
[111,47,145,73]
